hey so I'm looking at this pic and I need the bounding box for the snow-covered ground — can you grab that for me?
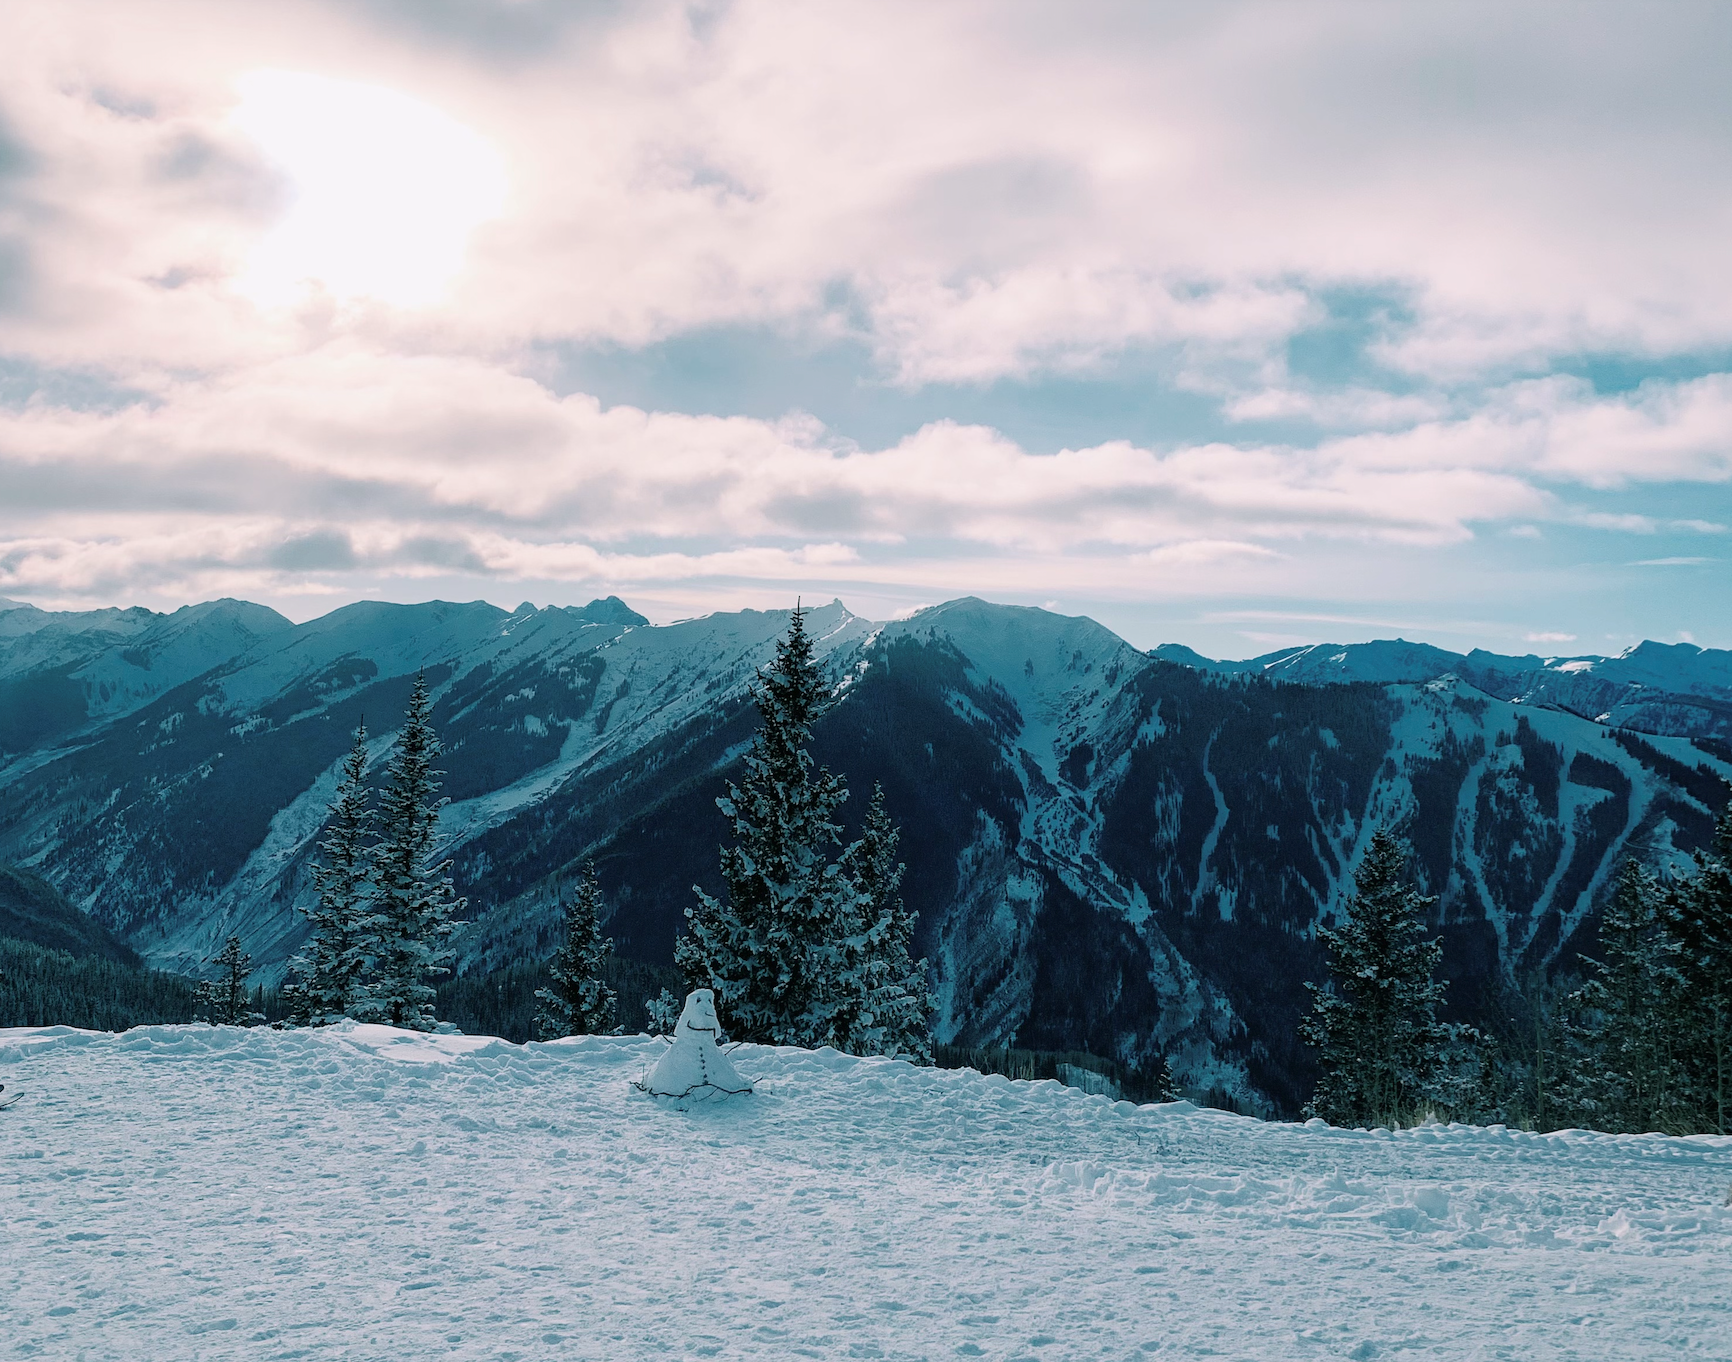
[3,1025,1729,1361]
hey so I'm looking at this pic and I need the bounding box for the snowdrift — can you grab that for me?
[3,1022,1730,1360]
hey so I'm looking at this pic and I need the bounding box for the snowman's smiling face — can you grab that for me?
[676,989,720,1039]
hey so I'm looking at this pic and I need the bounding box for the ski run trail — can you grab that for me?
[3,1025,1730,1362]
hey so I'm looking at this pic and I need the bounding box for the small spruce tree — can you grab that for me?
[825,784,934,1061]
[644,989,683,1035]
[287,722,376,1025]
[1302,828,1447,1127]
[535,863,618,1039]
[198,935,262,1027]
[679,605,851,1045]
[366,672,464,1031]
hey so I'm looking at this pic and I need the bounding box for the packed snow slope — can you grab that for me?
[1,595,1731,1109]
[2,1023,1729,1362]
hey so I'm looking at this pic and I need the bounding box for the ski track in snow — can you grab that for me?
[3,1026,1730,1362]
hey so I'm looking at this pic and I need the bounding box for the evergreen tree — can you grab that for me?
[286,722,376,1025]
[535,863,618,1039]
[1674,799,1732,1134]
[1428,1022,1506,1126]
[366,671,464,1031]
[1566,859,1687,1132]
[824,784,934,1061]
[679,605,852,1045]
[197,935,262,1027]
[643,989,683,1036]
[1302,828,1447,1127]
[1519,970,1571,1132]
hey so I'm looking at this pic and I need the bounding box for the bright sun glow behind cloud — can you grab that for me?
[231,71,507,309]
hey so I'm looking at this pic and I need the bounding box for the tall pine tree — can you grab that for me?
[535,863,618,1039]
[1674,799,1732,1134]
[824,784,934,1061]
[286,722,376,1025]
[366,671,464,1031]
[1566,859,1688,1132]
[197,935,261,1027]
[679,605,851,1046]
[1302,828,1447,1127]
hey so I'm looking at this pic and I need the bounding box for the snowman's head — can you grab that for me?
[676,989,720,1039]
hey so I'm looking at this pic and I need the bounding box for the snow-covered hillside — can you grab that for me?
[1,594,1729,1111]
[0,598,291,765]
[3,1022,1728,1361]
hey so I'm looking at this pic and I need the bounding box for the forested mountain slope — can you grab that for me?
[0,861,138,963]
[0,594,1727,1109]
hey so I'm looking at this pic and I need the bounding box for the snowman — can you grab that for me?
[640,989,753,1099]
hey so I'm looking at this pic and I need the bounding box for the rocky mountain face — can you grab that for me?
[1,595,1727,1112]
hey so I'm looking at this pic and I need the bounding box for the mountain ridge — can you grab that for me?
[1152,636,1732,742]
[1,593,1728,1111]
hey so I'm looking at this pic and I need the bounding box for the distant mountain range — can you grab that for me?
[1153,637,1732,741]
[2,594,1728,1112]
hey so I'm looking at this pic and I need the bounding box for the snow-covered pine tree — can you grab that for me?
[198,935,261,1027]
[1566,859,1687,1133]
[535,863,618,1039]
[1674,798,1732,1134]
[679,604,851,1046]
[644,989,682,1035]
[366,671,464,1031]
[286,722,377,1025]
[824,784,934,1061]
[1301,828,1447,1127]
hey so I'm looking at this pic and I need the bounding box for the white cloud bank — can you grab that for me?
[0,1,1727,637]
[3,1,1732,382]
[1,352,1725,610]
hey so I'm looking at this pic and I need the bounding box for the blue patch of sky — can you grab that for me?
[1282,284,1422,392]
[0,358,150,413]
[543,325,1253,454]
[1548,481,1730,537]
[1548,348,1732,397]
[543,284,1475,453]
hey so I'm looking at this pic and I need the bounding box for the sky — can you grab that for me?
[0,1,1728,658]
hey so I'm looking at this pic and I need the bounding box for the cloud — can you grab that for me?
[4,343,1729,612]
[1315,375,1732,490]
[0,1,1725,647]
[1524,631,1577,643]
[3,1,1732,389]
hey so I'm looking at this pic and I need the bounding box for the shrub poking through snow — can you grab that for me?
[535,862,618,1039]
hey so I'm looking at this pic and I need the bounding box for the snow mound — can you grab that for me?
[2,1023,1729,1360]
[639,989,752,1099]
